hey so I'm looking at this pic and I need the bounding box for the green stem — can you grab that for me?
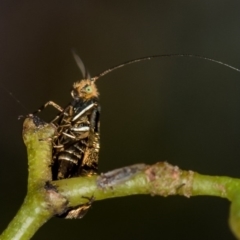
[54,163,240,204]
[192,173,240,200]
[1,117,240,240]
[0,117,56,240]
[22,117,55,190]
[0,195,52,240]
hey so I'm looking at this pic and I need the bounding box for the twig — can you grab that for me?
[1,117,240,240]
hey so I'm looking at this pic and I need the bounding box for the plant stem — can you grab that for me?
[2,117,240,240]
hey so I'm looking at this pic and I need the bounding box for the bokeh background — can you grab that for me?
[1,1,240,239]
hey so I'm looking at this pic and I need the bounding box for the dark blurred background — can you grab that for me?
[1,1,240,239]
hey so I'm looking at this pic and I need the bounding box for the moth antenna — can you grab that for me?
[86,70,91,80]
[91,54,240,81]
[72,49,91,79]
[0,85,29,113]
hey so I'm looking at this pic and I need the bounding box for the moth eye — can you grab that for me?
[85,86,92,93]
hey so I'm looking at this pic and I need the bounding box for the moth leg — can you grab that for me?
[32,101,64,115]
[62,132,77,139]
[50,105,72,123]
[52,140,64,148]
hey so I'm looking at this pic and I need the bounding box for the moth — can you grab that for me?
[32,52,240,218]
[34,52,101,218]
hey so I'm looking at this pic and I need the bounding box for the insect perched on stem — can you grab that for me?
[32,52,240,219]
[33,52,101,218]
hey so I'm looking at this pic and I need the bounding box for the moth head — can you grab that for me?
[71,79,99,100]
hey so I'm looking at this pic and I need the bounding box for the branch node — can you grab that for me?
[145,162,194,197]
[44,182,68,216]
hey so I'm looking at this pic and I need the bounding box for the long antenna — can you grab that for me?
[91,54,240,81]
[0,85,29,113]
